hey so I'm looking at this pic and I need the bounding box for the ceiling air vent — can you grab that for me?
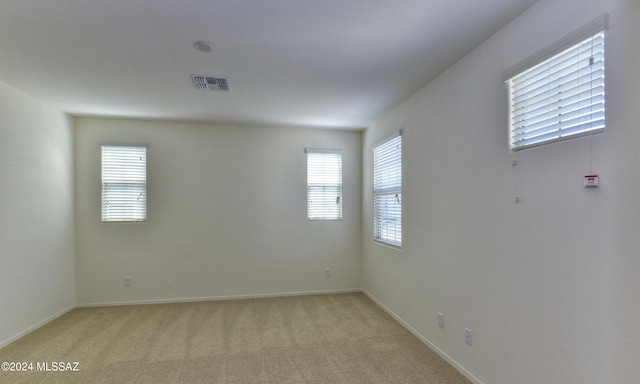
[191,75,230,91]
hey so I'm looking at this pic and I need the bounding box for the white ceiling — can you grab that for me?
[0,0,538,129]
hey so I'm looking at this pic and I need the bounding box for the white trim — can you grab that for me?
[501,14,609,82]
[0,305,76,349]
[99,142,149,148]
[373,238,402,250]
[362,289,485,384]
[304,148,343,154]
[512,127,604,151]
[75,288,362,307]
[371,128,403,149]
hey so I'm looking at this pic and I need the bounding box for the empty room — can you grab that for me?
[1,0,639,383]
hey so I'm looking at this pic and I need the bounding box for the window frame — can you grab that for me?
[101,144,147,223]
[502,14,609,151]
[373,131,402,248]
[306,148,343,221]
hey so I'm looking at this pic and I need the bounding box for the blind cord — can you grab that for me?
[513,153,521,203]
[588,33,597,175]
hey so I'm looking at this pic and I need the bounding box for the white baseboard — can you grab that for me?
[0,304,76,349]
[362,289,484,384]
[76,288,363,308]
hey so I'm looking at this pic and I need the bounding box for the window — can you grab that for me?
[502,14,608,151]
[373,133,402,247]
[306,148,342,220]
[101,145,147,222]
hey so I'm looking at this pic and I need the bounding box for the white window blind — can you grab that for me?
[373,133,402,247]
[503,15,608,151]
[306,149,342,221]
[101,145,147,222]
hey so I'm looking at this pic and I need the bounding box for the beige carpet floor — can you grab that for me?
[0,292,471,384]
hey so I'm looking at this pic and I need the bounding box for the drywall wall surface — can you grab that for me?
[75,118,362,304]
[362,0,639,383]
[0,83,76,347]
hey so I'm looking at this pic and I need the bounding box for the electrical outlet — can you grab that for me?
[465,328,472,346]
[124,276,132,286]
[438,312,445,328]
[325,268,331,278]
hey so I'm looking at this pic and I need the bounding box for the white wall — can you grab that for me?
[362,0,640,383]
[75,118,362,305]
[0,83,76,347]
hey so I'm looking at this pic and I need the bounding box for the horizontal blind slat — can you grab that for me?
[513,111,605,141]
[101,145,147,222]
[515,121,604,148]
[512,92,605,129]
[373,135,402,247]
[511,36,604,85]
[307,152,342,220]
[512,103,605,137]
[511,64,604,107]
[507,28,605,150]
